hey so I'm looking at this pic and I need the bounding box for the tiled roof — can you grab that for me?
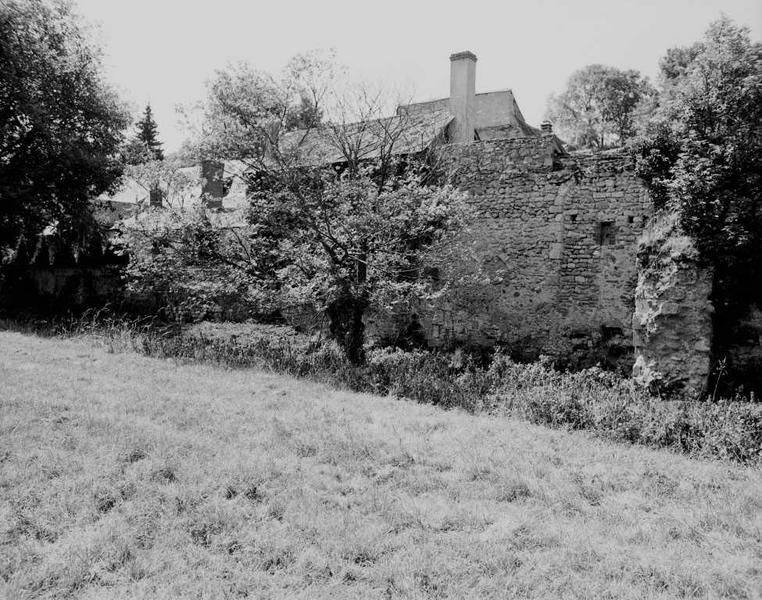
[96,161,250,209]
[96,108,451,211]
[398,90,541,139]
[92,199,138,227]
[277,109,453,166]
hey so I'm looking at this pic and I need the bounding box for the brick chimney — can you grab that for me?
[449,51,477,144]
[149,186,164,207]
[540,120,553,134]
[201,159,224,210]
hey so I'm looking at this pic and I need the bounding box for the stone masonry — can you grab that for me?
[269,48,729,391]
[415,135,654,366]
[631,249,714,396]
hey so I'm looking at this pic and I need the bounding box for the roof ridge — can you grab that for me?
[400,89,515,108]
[283,108,452,140]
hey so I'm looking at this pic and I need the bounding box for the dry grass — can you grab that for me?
[1,331,761,599]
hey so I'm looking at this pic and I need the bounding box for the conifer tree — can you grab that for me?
[134,104,164,161]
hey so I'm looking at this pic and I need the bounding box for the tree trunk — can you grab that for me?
[326,291,368,365]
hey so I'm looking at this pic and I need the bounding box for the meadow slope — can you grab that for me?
[1,331,760,599]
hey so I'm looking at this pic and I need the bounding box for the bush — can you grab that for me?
[119,208,273,323]
[2,314,760,465]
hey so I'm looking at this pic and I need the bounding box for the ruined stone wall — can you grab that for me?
[632,262,714,397]
[631,216,714,395]
[418,137,653,364]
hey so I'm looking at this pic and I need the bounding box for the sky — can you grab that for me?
[74,0,762,152]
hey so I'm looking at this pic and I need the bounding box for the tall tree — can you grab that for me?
[149,53,473,362]
[0,0,129,256]
[183,50,334,162]
[633,17,762,388]
[546,65,655,150]
[132,103,164,161]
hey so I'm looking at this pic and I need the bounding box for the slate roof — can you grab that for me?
[98,89,537,214]
[96,161,250,209]
[398,90,541,140]
[92,199,138,227]
[277,109,453,166]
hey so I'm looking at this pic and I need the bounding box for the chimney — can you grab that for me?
[449,51,477,144]
[149,186,164,208]
[540,120,553,134]
[201,159,224,210]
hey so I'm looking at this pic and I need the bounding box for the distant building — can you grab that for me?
[96,51,735,394]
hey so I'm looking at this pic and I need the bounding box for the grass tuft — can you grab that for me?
[5,314,757,465]
[1,330,760,598]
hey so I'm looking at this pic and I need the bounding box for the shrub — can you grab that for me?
[2,314,760,465]
[119,208,273,323]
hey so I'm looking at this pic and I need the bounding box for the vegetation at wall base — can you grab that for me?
[3,313,760,465]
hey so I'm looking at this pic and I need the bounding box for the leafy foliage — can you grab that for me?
[546,64,655,150]
[181,50,334,162]
[173,52,474,362]
[16,313,760,464]
[246,167,472,363]
[123,157,199,209]
[633,18,762,266]
[123,104,164,164]
[120,207,270,322]
[0,0,129,255]
[632,18,762,387]
[122,164,473,362]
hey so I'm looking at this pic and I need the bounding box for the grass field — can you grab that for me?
[1,331,761,599]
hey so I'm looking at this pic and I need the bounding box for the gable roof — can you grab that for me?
[277,109,453,166]
[95,160,251,210]
[398,90,541,140]
[92,199,138,227]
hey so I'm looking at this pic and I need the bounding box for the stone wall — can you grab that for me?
[631,217,714,395]
[0,265,124,311]
[415,136,653,365]
[201,160,225,209]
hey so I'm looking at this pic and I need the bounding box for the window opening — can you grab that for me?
[597,221,616,246]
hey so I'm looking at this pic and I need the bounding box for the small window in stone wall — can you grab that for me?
[597,221,616,246]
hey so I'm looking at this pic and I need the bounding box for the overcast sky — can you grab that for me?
[75,0,762,152]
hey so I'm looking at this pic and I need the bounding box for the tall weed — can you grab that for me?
[2,314,759,465]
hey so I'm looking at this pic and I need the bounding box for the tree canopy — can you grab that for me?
[634,18,762,272]
[124,103,164,164]
[546,64,654,150]
[181,50,334,163]
[0,0,129,257]
[138,53,473,362]
[633,17,762,388]
[246,168,470,363]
